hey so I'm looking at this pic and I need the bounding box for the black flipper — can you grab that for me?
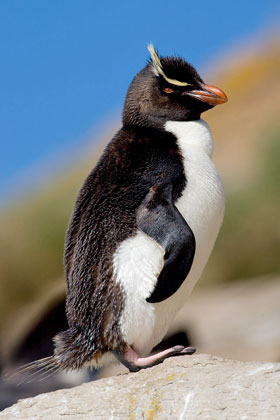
[137,183,195,303]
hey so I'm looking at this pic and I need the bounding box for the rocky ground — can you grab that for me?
[1,353,280,420]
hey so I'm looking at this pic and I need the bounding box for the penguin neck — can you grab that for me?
[123,112,167,131]
[164,119,214,158]
[122,106,201,132]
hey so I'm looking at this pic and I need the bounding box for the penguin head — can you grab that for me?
[123,44,227,128]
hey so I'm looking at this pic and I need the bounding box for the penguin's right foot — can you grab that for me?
[113,345,196,372]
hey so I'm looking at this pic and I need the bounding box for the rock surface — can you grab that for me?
[1,354,280,419]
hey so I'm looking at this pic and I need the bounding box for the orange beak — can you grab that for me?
[183,83,228,106]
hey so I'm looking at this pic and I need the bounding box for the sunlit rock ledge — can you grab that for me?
[1,354,280,420]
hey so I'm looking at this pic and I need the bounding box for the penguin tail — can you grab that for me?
[8,355,60,385]
[8,327,97,384]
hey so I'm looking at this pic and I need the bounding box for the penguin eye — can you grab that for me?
[163,87,174,94]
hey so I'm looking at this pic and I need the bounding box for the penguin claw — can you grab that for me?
[172,346,196,356]
[113,345,196,373]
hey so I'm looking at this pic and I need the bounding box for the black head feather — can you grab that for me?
[123,46,213,128]
[148,54,203,87]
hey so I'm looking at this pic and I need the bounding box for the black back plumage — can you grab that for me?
[63,125,188,363]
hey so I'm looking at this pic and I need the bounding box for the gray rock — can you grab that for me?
[1,354,280,419]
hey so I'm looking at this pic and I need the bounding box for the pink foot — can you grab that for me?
[113,345,196,372]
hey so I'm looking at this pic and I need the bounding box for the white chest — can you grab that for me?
[166,119,225,257]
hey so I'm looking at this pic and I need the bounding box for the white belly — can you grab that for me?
[113,119,225,356]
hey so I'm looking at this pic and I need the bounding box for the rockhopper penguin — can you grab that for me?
[18,45,227,376]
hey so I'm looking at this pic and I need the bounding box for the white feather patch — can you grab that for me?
[113,230,164,354]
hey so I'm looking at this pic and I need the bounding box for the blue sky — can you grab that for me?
[1,0,280,202]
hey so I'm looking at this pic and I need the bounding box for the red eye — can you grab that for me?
[164,87,174,94]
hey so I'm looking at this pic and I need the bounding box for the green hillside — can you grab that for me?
[202,124,280,286]
[0,160,95,329]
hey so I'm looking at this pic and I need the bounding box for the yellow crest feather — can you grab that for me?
[147,44,190,87]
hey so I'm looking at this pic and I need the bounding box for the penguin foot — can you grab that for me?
[113,345,196,373]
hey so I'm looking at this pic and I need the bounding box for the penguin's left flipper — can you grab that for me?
[137,183,195,303]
